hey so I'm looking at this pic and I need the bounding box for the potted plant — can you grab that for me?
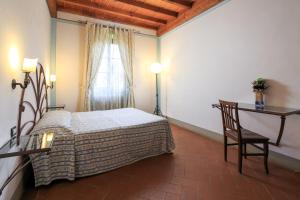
[252,78,269,109]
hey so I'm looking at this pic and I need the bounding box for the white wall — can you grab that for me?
[133,35,157,113]
[55,13,157,113]
[160,0,300,160]
[56,21,85,112]
[0,0,51,199]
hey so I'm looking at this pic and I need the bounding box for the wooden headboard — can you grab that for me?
[16,63,48,145]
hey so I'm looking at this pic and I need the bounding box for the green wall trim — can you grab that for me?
[168,117,300,172]
[50,18,57,106]
[156,37,161,111]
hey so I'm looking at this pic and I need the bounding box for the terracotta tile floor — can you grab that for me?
[23,125,300,200]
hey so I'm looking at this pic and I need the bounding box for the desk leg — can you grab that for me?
[271,116,286,146]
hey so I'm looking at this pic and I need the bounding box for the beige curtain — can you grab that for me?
[114,28,135,107]
[78,23,110,111]
[79,24,135,111]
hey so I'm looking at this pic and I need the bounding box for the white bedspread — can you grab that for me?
[71,108,165,134]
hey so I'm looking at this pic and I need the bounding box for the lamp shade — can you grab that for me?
[22,58,38,73]
[150,63,163,74]
[50,74,56,82]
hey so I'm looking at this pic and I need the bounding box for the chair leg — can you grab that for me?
[244,143,247,159]
[238,143,243,174]
[224,136,228,162]
[264,142,269,174]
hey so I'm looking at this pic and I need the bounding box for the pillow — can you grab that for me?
[33,110,72,131]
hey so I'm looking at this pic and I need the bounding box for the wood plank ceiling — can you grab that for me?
[47,0,224,36]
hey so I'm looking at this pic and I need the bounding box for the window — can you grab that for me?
[92,43,127,104]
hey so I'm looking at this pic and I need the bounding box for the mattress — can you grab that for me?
[30,108,175,186]
[70,108,167,133]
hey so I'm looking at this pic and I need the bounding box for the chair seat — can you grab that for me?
[225,128,269,142]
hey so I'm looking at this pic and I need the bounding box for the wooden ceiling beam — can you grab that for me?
[116,0,178,17]
[163,0,194,8]
[61,0,167,25]
[46,0,57,18]
[57,4,159,30]
[158,0,224,36]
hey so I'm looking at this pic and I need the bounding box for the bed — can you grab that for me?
[29,108,174,186]
[0,63,175,193]
[2,63,175,189]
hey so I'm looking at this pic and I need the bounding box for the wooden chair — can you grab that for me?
[219,100,270,174]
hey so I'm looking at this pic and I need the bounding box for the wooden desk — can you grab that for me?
[212,103,300,146]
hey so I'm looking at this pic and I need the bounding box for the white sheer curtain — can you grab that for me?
[79,23,135,111]
[90,41,129,110]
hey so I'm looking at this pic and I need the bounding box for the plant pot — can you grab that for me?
[255,91,264,109]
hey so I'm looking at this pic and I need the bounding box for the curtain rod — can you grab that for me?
[56,17,157,37]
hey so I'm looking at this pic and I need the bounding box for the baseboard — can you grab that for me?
[168,117,300,172]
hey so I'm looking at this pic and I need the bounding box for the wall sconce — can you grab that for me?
[11,58,38,89]
[48,74,56,89]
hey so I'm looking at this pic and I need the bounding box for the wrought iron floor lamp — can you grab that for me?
[154,73,162,115]
[151,63,163,116]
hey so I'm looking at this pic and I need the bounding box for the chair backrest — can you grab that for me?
[219,100,242,141]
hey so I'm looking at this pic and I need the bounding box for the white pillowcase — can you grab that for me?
[34,110,72,130]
